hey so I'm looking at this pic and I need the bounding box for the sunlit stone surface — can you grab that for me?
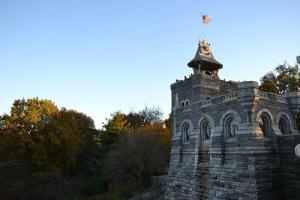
[295,144,300,158]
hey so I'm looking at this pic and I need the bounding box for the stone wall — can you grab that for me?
[278,135,300,200]
[165,76,300,199]
[194,150,210,199]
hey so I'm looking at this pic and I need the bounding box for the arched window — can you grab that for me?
[201,120,212,140]
[220,110,241,140]
[185,100,189,106]
[278,116,290,135]
[225,117,238,139]
[258,113,272,137]
[182,123,190,142]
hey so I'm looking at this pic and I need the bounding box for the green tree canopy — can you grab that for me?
[259,62,300,94]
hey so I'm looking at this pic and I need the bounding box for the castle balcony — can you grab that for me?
[259,91,288,104]
[174,81,290,115]
[222,92,238,102]
[196,91,288,110]
[199,92,238,108]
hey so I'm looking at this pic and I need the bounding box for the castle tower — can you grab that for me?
[188,40,222,77]
[164,40,300,199]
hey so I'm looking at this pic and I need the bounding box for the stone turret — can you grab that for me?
[188,40,222,76]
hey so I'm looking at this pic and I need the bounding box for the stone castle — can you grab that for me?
[164,40,300,200]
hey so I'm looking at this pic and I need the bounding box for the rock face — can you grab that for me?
[164,40,300,200]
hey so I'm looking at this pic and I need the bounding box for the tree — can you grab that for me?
[0,98,59,167]
[0,100,171,199]
[259,62,300,94]
[0,98,100,176]
[36,109,99,176]
[126,112,144,129]
[0,98,59,135]
[259,72,279,94]
[164,113,172,132]
[106,122,171,198]
[275,62,299,93]
[100,106,165,151]
[138,106,163,125]
[98,106,170,198]
[102,111,129,134]
[260,62,300,130]
[0,98,104,199]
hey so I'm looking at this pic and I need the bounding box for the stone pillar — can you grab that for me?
[286,92,300,130]
[237,81,259,118]
[237,81,262,138]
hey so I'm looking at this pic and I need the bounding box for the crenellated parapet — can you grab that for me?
[174,81,289,117]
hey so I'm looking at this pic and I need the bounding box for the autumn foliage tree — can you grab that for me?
[0,99,171,199]
[100,107,171,198]
[100,106,166,154]
[0,98,101,199]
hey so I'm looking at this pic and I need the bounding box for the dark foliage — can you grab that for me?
[0,99,171,199]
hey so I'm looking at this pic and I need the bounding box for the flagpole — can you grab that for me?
[201,22,206,41]
[201,13,208,41]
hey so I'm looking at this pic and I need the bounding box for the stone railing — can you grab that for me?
[223,92,238,102]
[200,99,212,107]
[199,73,219,80]
[200,92,238,108]
[276,95,287,103]
[176,105,191,112]
[259,91,287,104]
[259,91,270,99]
[185,90,288,111]
[183,106,190,111]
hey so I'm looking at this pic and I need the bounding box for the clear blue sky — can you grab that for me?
[1,0,299,128]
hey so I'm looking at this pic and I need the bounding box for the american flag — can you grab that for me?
[202,14,211,24]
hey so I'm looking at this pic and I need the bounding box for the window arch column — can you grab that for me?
[256,109,274,137]
[220,110,241,139]
[276,112,292,135]
[180,119,193,143]
[198,114,215,142]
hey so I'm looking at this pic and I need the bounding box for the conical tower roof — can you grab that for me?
[187,40,223,71]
